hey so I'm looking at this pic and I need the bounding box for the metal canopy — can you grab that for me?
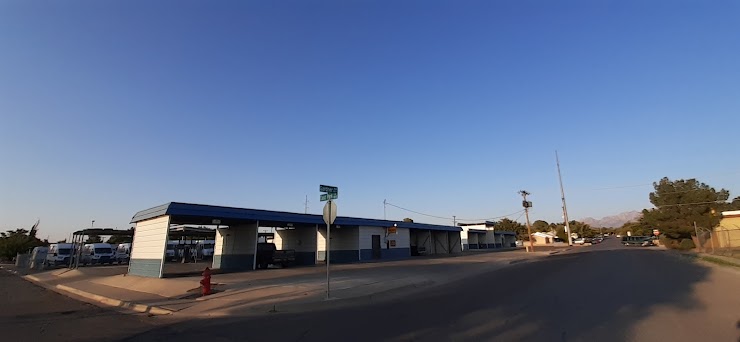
[131,202,462,232]
[72,228,133,236]
[467,229,488,234]
[168,226,216,238]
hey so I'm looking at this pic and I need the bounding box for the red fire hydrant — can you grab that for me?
[200,267,212,296]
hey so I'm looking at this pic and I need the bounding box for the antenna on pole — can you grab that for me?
[304,195,309,214]
[556,151,574,246]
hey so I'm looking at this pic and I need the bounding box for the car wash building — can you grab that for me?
[128,202,462,278]
[458,221,517,250]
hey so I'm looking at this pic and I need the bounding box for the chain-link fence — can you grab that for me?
[694,224,740,258]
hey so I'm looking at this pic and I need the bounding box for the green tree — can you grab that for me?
[555,225,568,241]
[85,235,103,244]
[532,220,550,232]
[568,221,596,238]
[0,229,45,261]
[106,235,132,245]
[640,177,738,239]
[494,218,527,240]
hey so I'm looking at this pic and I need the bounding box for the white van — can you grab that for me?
[46,243,74,267]
[80,243,115,266]
[115,243,131,264]
[196,240,215,258]
[166,241,179,261]
[30,246,49,269]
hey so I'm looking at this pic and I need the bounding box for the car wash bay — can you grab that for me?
[128,202,462,278]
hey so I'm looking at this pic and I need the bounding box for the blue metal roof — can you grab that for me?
[467,229,488,234]
[131,202,461,232]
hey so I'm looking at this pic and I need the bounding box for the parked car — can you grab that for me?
[80,243,115,266]
[574,238,586,245]
[255,242,295,269]
[46,243,74,267]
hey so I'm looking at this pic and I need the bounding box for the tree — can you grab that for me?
[567,221,595,238]
[555,225,568,241]
[532,220,550,232]
[494,218,527,240]
[106,235,132,245]
[403,218,414,223]
[0,228,45,261]
[85,235,103,244]
[640,177,738,239]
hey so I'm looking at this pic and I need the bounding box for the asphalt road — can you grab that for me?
[4,239,740,342]
[0,268,158,342]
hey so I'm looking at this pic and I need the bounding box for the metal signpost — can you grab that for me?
[320,185,338,299]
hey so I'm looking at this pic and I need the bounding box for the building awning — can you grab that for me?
[131,202,462,232]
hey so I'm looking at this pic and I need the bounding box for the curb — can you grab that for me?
[13,270,172,316]
[54,284,173,315]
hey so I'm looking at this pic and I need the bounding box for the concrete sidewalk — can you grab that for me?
[7,249,550,318]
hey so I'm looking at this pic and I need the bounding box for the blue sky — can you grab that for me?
[2,1,739,241]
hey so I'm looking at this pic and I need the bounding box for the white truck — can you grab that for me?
[46,243,74,267]
[80,243,115,266]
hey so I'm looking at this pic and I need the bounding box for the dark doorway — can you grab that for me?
[372,235,381,259]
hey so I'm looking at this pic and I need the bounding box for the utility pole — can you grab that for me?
[383,199,387,220]
[304,195,309,214]
[453,215,457,227]
[556,151,574,246]
[519,190,534,252]
[694,221,702,252]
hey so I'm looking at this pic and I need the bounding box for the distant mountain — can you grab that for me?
[581,211,642,228]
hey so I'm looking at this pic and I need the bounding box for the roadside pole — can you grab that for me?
[320,185,338,300]
[519,190,534,252]
[694,221,701,252]
[326,201,331,299]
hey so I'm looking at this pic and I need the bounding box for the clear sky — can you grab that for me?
[2,1,739,241]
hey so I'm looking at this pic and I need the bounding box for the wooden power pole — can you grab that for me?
[519,190,534,252]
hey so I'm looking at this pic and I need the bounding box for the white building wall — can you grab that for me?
[359,226,385,249]
[213,222,258,270]
[130,216,169,260]
[394,228,410,248]
[272,229,283,249]
[128,215,170,278]
[276,226,319,252]
[317,226,326,261]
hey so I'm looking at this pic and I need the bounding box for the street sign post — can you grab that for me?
[323,200,337,225]
[320,193,338,201]
[320,185,338,195]
[319,185,338,300]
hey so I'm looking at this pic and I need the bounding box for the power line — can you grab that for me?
[384,202,524,222]
[383,202,452,220]
[456,210,525,222]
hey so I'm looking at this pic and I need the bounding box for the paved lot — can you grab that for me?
[3,240,740,342]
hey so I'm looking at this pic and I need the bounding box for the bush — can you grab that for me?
[660,236,679,249]
[678,239,695,250]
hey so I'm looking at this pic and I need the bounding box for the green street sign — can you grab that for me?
[320,185,338,194]
[320,193,338,202]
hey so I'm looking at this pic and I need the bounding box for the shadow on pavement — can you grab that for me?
[120,249,719,342]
